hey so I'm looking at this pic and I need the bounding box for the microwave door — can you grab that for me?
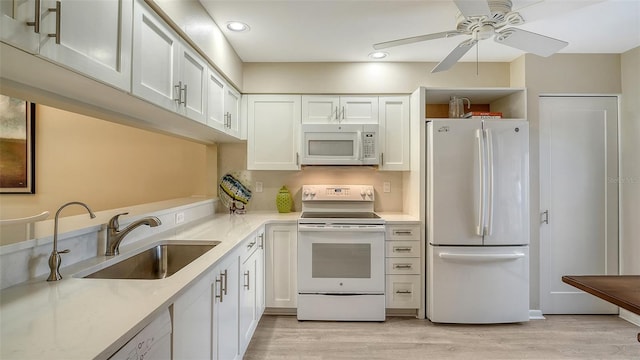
[301,126,361,165]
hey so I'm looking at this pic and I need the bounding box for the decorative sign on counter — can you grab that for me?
[219,173,252,214]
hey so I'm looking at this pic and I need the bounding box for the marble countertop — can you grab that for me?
[0,210,418,359]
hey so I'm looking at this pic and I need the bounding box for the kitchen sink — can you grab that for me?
[82,241,220,280]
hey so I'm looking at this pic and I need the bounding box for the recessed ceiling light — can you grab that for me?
[226,21,250,32]
[368,51,388,60]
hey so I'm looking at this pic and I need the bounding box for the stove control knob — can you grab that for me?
[366,189,373,197]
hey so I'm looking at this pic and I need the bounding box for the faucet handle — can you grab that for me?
[59,249,70,254]
[108,212,129,229]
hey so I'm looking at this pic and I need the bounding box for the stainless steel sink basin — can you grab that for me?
[82,241,220,280]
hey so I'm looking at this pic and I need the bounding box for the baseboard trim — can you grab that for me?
[619,309,640,327]
[529,309,546,320]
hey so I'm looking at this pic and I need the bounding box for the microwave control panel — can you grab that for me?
[362,132,376,159]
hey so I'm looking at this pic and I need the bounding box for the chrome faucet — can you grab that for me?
[48,201,96,282]
[105,212,161,256]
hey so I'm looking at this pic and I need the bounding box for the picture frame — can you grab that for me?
[0,95,36,194]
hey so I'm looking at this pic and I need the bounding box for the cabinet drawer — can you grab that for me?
[385,258,420,275]
[386,224,420,241]
[386,241,420,257]
[241,230,264,263]
[386,275,421,309]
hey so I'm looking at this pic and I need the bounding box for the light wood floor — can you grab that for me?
[244,315,639,359]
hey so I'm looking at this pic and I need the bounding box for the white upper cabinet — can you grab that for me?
[302,95,378,124]
[379,96,410,171]
[0,0,40,53]
[132,0,180,112]
[247,95,302,170]
[225,86,242,138]
[38,0,133,91]
[178,44,207,123]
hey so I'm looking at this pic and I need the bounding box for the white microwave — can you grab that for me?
[300,124,379,165]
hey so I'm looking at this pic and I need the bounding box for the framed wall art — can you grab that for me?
[0,94,36,194]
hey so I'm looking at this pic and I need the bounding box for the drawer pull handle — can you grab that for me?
[247,241,256,249]
[215,277,224,302]
[396,290,412,294]
[393,247,412,252]
[244,270,250,290]
[393,230,413,235]
[393,264,412,269]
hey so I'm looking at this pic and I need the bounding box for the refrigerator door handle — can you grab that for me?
[439,252,526,261]
[475,129,486,236]
[484,128,494,236]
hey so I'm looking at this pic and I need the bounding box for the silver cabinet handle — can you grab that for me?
[396,290,412,294]
[393,264,412,269]
[182,84,188,107]
[393,230,413,235]
[296,152,299,166]
[381,152,384,166]
[393,247,412,252]
[221,269,228,295]
[247,241,256,249]
[215,276,224,302]
[174,81,182,104]
[244,270,250,290]
[258,233,264,249]
[48,1,60,44]
[26,0,41,33]
[541,210,550,224]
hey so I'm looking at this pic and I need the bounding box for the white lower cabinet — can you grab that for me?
[239,228,265,355]
[171,228,266,360]
[172,272,213,359]
[385,223,421,310]
[265,224,298,308]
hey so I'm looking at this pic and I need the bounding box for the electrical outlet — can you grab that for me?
[255,182,263,193]
[383,182,391,193]
[175,212,185,224]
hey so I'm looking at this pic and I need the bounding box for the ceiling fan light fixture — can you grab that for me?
[226,21,250,32]
[368,51,388,59]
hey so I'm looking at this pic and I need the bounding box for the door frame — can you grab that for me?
[539,94,621,314]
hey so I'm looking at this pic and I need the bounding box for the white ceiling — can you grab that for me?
[197,0,640,64]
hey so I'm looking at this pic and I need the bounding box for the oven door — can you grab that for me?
[297,224,385,294]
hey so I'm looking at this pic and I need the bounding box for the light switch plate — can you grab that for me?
[383,182,391,193]
[255,182,263,193]
[175,212,185,224]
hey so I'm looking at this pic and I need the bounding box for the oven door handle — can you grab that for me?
[298,225,385,232]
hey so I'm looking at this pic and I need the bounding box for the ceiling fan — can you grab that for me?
[373,0,569,73]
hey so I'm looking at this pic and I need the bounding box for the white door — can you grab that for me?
[247,95,301,170]
[178,44,207,123]
[132,0,180,112]
[427,119,484,246]
[39,0,132,91]
[379,96,410,171]
[540,96,619,314]
[207,69,226,131]
[483,120,530,246]
[340,96,378,124]
[302,95,340,123]
[1,0,40,53]
[213,255,239,360]
[225,86,241,137]
[172,272,213,359]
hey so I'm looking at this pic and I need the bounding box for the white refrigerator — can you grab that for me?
[426,119,530,324]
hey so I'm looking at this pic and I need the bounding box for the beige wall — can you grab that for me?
[242,62,511,94]
[521,53,623,309]
[0,105,216,245]
[217,143,403,213]
[620,46,640,275]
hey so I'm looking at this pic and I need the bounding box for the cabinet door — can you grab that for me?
[255,230,266,316]
[340,96,378,124]
[225,86,242,138]
[302,95,339,123]
[239,251,258,355]
[247,95,301,170]
[179,43,207,123]
[39,0,133,91]
[379,96,410,171]
[207,68,226,131]
[213,254,240,360]
[0,0,40,53]
[173,272,213,359]
[265,224,297,308]
[132,0,180,112]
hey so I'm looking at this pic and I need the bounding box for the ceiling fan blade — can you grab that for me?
[431,39,477,73]
[454,0,491,17]
[495,28,568,57]
[373,31,462,50]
